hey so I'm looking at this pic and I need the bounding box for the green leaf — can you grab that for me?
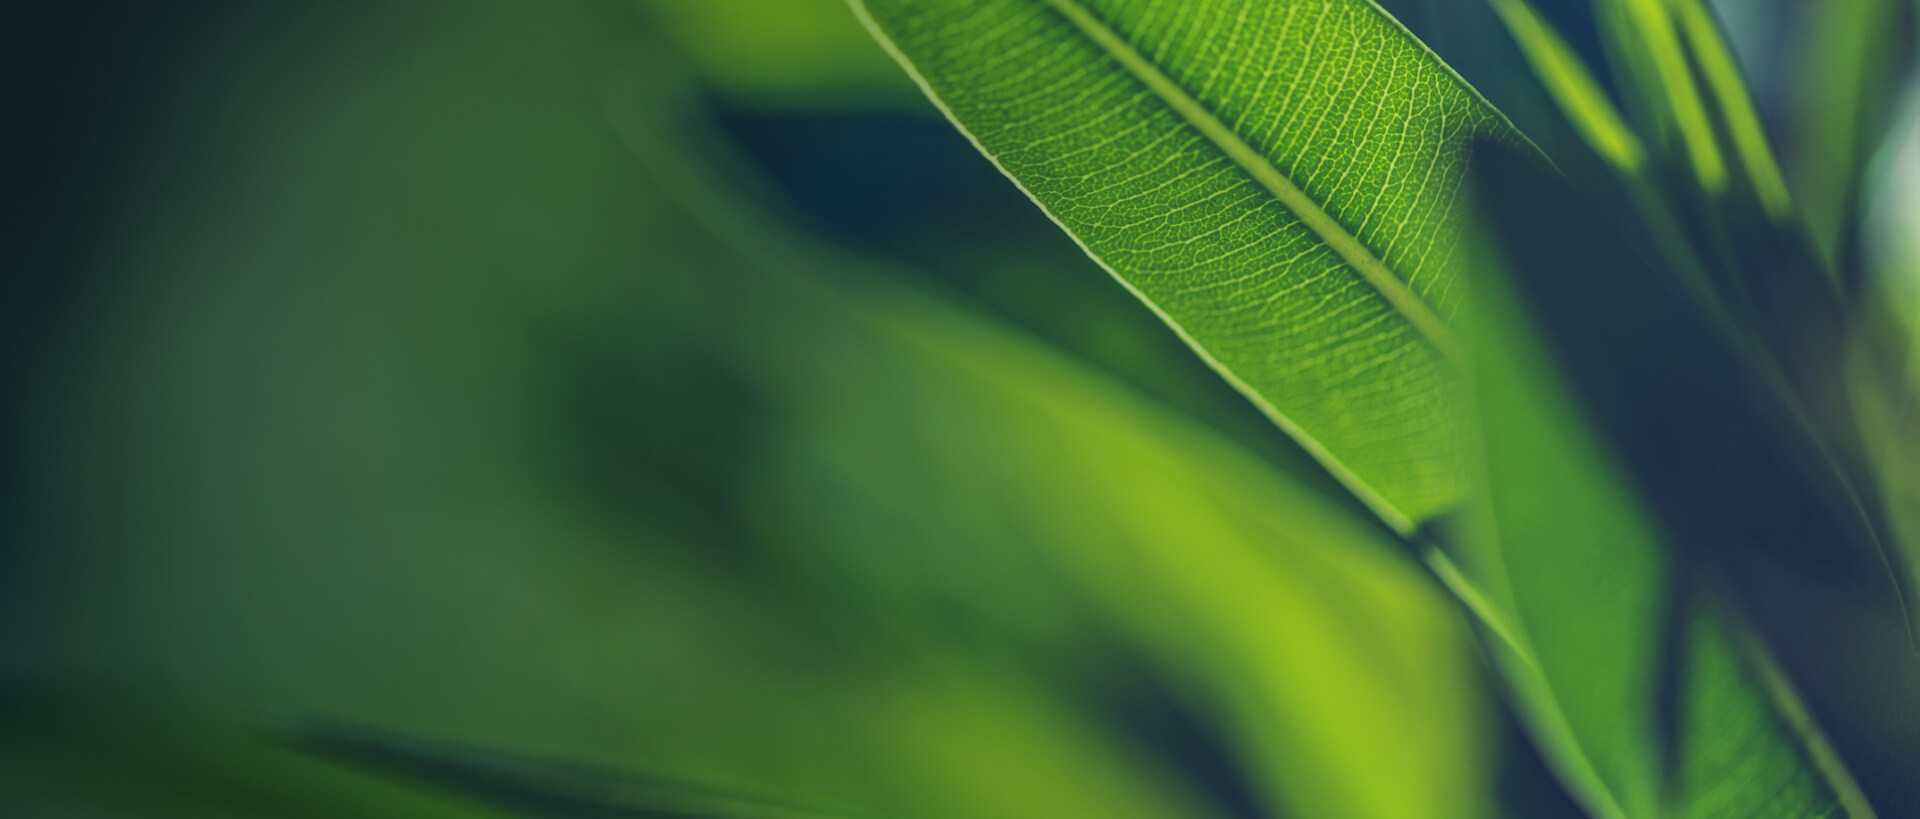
[1485,0,1646,173]
[285,723,861,819]
[1491,0,1910,651]
[1461,206,1667,819]
[786,271,1498,819]
[1466,141,1878,819]
[1668,599,1875,819]
[1852,308,1920,632]
[614,79,1501,819]
[1598,0,1726,193]
[638,0,921,109]
[1668,0,1792,221]
[847,0,1531,532]
[3,3,1497,817]
[0,5,1227,817]
[1788,0,1914,270]
[0,684,517,819]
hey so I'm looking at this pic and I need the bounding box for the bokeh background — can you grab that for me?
[2,1,1915,817]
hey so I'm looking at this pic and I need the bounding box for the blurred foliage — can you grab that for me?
[3,1,1502,817]
[641,0,919,109]
[4,0,1919,817]
[1465,142,1872,818]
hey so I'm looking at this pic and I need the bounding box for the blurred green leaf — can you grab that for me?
[1492,0,1906,648]
[771,265,1498,819]
[286,722,861,819]
[0,3,1216,816]
[1788,0,1914,270]
[1668,0,1792,221]
[613,68,1500,819]
[1598,0,1727,193]
[637,0,920,108]
[1486,0,1646,173]
[1667,601,1870,819]
[1,1,1498,817]
[848,0,1532,533]
[1849,303,1920,654]
[0,684,515,819]
[1465,143,1876,819]
[1458,221,1666,819]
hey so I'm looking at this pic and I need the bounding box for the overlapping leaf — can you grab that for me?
[1468,142,1876,818]
[852,2,1886,816]
[0,2,1495,817]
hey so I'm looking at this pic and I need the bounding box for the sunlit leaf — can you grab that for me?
[1599,0,1725,192]
[1,3,1497,818]
[849,0,1533,532]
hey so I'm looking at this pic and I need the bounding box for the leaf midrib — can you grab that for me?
[1011,0,1538,667]
[1038,0,1460,364]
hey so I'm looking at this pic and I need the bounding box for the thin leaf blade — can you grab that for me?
[1486,0,1646,173]
[1603,0,1727,193]
[1669,0,1792,221]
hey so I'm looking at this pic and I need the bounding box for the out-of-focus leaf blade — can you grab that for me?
[615,78,1500,819]
[789,277,1497,819]
[1669,600,1876,819]
[1789,0,1914,270]
[848,0,1532,532]
[1462,231,1662,819]
[0,4,1225,817]
[637,0,920,109]
[1857,90,1920,626]
[1486,0,1645,173]
[0,684,516,819]
[1,2,1498,818]
[1467,140,1880,818]
[286,723,860,819]
[1598,0,1725,191]
[1621,0,1912,647]
[1669,0,1791,221]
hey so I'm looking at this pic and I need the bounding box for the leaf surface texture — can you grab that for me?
[852,0,1527,527]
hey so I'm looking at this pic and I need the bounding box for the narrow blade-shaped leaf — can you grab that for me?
[1468,140,1878,818]
[1486,0,1645,173]
[1668,0,1792,220]
[1514,0,1911,645]
[1463,212,1666,819]
[1600,0,1726,192]
[848,0,1530,531]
